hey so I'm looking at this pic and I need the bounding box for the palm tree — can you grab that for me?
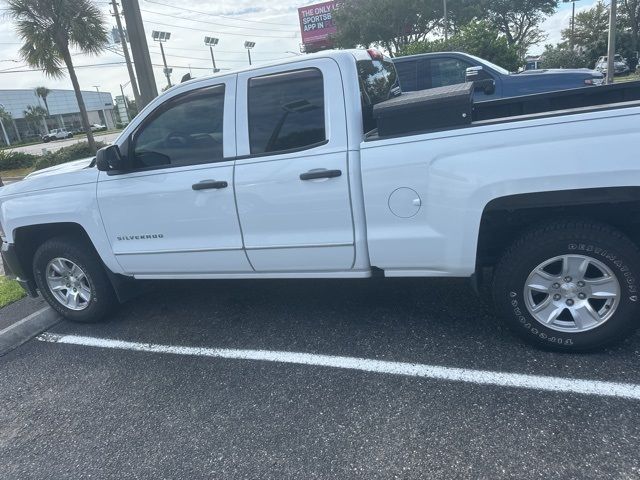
[23,105,47,135]
[8,0,108,154]
[35,86,51,132]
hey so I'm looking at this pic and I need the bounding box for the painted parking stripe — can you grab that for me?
[37,332,640,400]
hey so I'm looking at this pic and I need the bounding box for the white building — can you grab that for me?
[0,88,116,144]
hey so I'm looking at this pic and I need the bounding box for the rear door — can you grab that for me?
[234,60,355,272]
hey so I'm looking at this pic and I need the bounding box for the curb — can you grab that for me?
[0,306,61,356]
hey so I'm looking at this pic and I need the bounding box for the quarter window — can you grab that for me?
[248,69,326,155]
[132,84,225,169]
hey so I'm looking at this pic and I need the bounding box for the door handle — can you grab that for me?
[299,169,342,181]
[192,180,228,190]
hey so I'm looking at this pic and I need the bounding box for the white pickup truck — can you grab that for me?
[2,49,640,351]
[41,128,73,142]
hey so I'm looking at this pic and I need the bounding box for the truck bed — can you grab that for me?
[366,81,640,141]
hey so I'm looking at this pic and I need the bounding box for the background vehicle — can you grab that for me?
[595,55,630,76]
[90,123,107,132]
[2,50,640,352]
[41,128,73,142]
[394,52,604,101]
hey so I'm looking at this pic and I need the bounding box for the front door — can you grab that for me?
[97,78,252,276]
[234,61,355,272]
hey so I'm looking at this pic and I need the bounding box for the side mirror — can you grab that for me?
[465,66,495,95]
[96,145,124,171]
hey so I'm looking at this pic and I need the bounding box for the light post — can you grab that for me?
[563,0,582,49]
[606,0,617,84]
[245,41,256,65]
[93,85,109,128]
[443,0,448,44]
[152,30,173,88]
[204,36,220,73]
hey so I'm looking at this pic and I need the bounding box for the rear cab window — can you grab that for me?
[356,51,401,133]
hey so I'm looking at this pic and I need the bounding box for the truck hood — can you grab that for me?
[0,157,98,197]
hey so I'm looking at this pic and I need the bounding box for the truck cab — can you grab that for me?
[393,52,604,101]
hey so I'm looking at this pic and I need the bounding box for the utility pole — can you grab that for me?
[121,0,158,108]
[571,0,576,48]
[110,0,140,107]
[607,0,617,84]
[159,41,172,87]
[443,0,448,44]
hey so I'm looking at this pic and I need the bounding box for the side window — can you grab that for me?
[394,60,418,92]
[248,68,325,155]
[133,84,225,169]
[430,58,473,88]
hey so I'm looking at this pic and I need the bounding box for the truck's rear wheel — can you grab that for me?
[33,236,114,323]
[493,220,640,351]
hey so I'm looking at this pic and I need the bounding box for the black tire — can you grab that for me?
[33,236,115,323]
[493,220,640,352]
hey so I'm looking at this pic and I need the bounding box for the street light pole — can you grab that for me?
[245,41,256,65]
[152,30,173,88]
[607,0,617,84]
[204,37,220,73]
[443,0,448,44]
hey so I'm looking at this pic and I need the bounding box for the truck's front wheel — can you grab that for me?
[33,236,114,323]
[493,220,640,351]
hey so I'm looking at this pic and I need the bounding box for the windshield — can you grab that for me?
[464,53,511,75]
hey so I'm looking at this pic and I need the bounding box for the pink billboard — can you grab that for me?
[298,1,339,46]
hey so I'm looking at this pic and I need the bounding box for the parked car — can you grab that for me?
[41,128,73,142]
[393,52,604,101]
[2,49,640,352]
[90,124,107,132]
[595,55,630,76]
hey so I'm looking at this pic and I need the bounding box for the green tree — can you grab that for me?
[486,0,559,58]
[399,20,521,71]
[333,0,443,56]
[8,0,109,154]
[620,0,640,67]
[561,1,636,69]
[23,105,47,135]
[35,86,51,115]
[540,43,590,68]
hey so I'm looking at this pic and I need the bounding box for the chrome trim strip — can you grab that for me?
[115,246,241,256]
[246,242,354,251]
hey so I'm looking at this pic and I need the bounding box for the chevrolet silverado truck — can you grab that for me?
[2,49,640,352]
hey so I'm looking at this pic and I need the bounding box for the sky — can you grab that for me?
[0,0,600,101]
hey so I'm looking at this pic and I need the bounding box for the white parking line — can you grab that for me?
[37,332,640,400]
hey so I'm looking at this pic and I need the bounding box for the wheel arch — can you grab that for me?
[475,187,640,284]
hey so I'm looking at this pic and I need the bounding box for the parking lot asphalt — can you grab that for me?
[1,278,640,479]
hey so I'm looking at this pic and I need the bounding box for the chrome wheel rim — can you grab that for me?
[45,257,92,311]
[524,254,620,333]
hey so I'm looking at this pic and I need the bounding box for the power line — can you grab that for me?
[148,50,294,63]
[143,0,293,27]
[143,20,298,39]
[140,8,297,34]
[148,44,290,54]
